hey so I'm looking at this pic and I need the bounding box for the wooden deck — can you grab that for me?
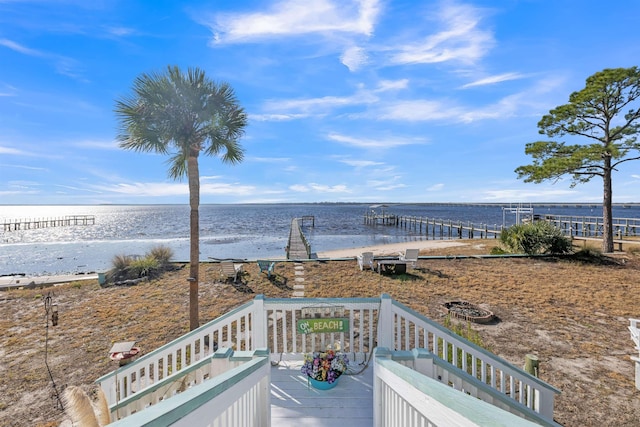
[270,361,374,426]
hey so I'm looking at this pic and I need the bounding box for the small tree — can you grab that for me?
[515,67,640,252]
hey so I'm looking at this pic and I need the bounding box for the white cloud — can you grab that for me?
[309,183,350,193]
[289,182,350,193]
[0,163,47,171]
[0,145,29,155]
[201,182,255,195]
[482,188,578,201]
[95,182,188,197]
[104,26,135,37]
[340,159,383,167]
[94,181,255,197]
[0,38,44,57]
[387,2,494,65]
[461,72,526,88]
[327,132,426,148]
[71,139,119,150]
[375,79,409,92]
[290,184,310,192]
[375,183,406,191]
[208,0,381,43]
[428,183,445,191]
[0,38,83,79]
[250,156,292,163]
[374,100,465,122]
[341,46,368,71]
[250,113,311,122]
[264,92,377,114]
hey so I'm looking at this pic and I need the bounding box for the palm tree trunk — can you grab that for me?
[188,155,200,330]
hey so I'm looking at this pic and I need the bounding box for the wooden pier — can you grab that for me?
[286,218,312,259]
[397,216,502,239]
[541,214,640,238]
[2,215,95,232]
[364,213,640,240]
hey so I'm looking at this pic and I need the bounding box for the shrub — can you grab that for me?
[439,315,490,380]
[489,246,508,255]
[500,221,572,255]
[107,254,135,282]
[129,256,160,278]
[149,245,174,266]
[107,247,175,284]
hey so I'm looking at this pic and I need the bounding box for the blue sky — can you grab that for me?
[1,0,639,205]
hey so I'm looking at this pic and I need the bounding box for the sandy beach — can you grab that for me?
[0,241,472,289]
[316,239,470,258]
[0,273,99,289]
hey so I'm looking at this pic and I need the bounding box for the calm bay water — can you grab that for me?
[1,203,638,276]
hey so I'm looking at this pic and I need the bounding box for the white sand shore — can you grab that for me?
[0,241,473,289]
[0,273,99,289]
[316,240,469,258]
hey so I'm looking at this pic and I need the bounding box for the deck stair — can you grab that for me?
[98,295,561,426]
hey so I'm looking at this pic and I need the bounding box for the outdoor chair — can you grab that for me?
[220,261,243,283]
[357,252,374,271]
[399,248,419,269]
[257,260,276,279]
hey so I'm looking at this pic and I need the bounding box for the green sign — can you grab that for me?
[296,317,349,334]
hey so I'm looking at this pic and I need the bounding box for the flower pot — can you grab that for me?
[308,377,339,390]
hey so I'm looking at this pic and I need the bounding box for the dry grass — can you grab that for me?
[1,240,640,426]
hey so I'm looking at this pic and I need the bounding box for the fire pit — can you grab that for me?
[441,301,495,324]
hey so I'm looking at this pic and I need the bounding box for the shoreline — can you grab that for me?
[0,240,473,289]
[315,240,470,258]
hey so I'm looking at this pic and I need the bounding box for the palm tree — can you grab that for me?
[115,66,247,330]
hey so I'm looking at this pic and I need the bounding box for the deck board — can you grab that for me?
[270,361,374,426]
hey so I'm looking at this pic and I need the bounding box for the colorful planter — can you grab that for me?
[308,377,339,390]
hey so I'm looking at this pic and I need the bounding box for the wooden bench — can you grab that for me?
[257,260,276,279]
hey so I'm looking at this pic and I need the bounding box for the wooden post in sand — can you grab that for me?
[525,354,539,377]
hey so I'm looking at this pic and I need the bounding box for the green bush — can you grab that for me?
[149,245,174,266]
[107,246,174,283]
[500,221,572,255]
[489,246,508,255]
[129,256,160,278]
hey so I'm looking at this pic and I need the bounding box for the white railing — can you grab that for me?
[629,318,640,390]
[96,294,559,424]
[376,348,560,426]
[380,296,559,422]
[96,297,266,407]
[109,348,268,421]
[373,354,550,427]
[107,356,271,427]
[263,297,380,363]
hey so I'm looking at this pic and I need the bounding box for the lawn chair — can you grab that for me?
[357,252,374,271]
[399,248,419,269]
[257,260,276,279]
[220,261,243,283]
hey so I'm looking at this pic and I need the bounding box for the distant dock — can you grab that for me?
[2,215,96,232]
[364,213,640,240]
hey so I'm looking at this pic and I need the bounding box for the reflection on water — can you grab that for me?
[1,203,637,275]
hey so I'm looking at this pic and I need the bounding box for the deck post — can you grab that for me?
[412,348,434,377]
[252,295,267,349]
[377,294,394,349]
